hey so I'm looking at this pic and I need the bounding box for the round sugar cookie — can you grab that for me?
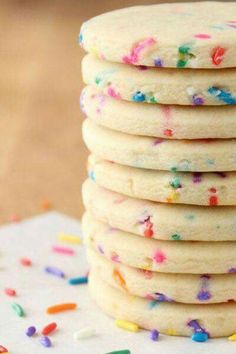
[82,178,236,242]
[82,54,236,105]
[81,86,236,139]
[86,157,236,206]
[83,212,236,274]
[88,247,236,304]
[89,272,236,337]
[80,2,236,70]
[83,119,236,172]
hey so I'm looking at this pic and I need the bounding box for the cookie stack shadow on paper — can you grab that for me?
[79,2,236,338]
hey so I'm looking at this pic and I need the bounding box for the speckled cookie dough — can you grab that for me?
[83,119,236,172]
[81,86,236,139]
[82,178,236,242]
[86,158,236,206]
[83,212,236,274]
[80,2,236,69]
[82,54,236,105]
[89,271,236,337]
[88,247,236,304]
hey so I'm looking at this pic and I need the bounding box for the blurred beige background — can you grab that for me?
[0,0,205,223]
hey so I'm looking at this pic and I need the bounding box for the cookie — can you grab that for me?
[88,247,236,304]
[82,54,236,105]
[83,119,236,172]
[86,157,236,206]
[80,2,236,69]
[82,178,236,242]
[89,271,236,337]
[81,86,236,139]
[83,212,236,274]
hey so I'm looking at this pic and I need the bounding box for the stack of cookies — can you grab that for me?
[80,2,236,338]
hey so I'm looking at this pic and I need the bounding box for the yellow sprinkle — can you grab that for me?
[166,328,178,336]
[115,319,139,332]
[228,333,236,341]
[58,233,81,245]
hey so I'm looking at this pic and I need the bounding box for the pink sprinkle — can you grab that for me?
[4,288,16,296]
[111,252,120,263]
[122,38,156,64]
[20,257,32,266]
[153,250,167,264]
[52,245,75,256]
[107,86,121,100]
[194,33,211,39]
[10,213,20,223]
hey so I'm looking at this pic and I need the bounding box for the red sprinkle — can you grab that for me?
[4,288,16,296]
[209,195,218,206]
[41,322,57,335]
[163,129,173,137]
[212,47,226,65]
[20,257,32,266]
[0,346,8,353]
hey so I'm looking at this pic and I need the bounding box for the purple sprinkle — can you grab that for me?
[150,329,159,341]
[154,292,173,302]
[228,267,236,273]
[192,95,204,105]
[153,138,164,146]
[44,266,65,278]
[200,274,210,280]
[154,58,163,67]
[26,326,36,337]
[137,65,148,70]
[40,336,52,348]
[215,171,227,178]
[98,245,104,254]
[197,290,211,301]
[187,319,208,335]
[192,172,202,183]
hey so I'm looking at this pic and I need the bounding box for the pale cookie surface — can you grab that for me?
[83,178,236,241]
[83,212,236,274]
[82,54,236,105]
[80,2,236,69]
[88,247,236,304]
[86,158,236,206]
[81,86,236,139]
[83,119,236,172]
[89,272,236,337]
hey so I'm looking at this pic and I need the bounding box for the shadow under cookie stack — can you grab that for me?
[79,2,236,340]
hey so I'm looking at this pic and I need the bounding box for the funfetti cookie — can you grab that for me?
[79,2,236,69]
[83,212,236,274]
[86,158,236,206]
[81,86,236,139]
[82,54,236,105]
[89,272,236,337]
[82,119,236,172]
[88,247,236,304]
[82,178,236,242]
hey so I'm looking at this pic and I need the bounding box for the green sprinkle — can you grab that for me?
[177,59,187,68]
[186,214,195,220]
[12,302,25,317]
[105,351,131,354]
[179,45,190,54]
[149,96,157,103]
[95,76,102,85]
[148,300,159,309]
[171,234,181,241]
[170,177,181,189]
[170,167,178,172]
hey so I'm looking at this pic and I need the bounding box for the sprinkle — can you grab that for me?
[0,346,8,353]
[107,86,120,100]
[166,328,178,336]
[39,336,52,348]
[41,199,51,210]
[170,177,182,189]
[20,257,32,266]
[41,322,57,336]
[122,38,156,64]
[192,94,204,105]
[115,319,139,332]
[208,86,236,105]
[191,332,209,342]
[228,333,236,341]
[177,44,195,68]
[4,288,16,296]
[132,91,146,102]
[187,319,207,334]
[45,266,65,278]
[171,234,181,241]
[58,233,81,244]
[12,302,25,317]
[150,329,159,341]
[212,46,226,65]
[153,250,166,264]
[194,33,211,39]
[163,128,173,137]
[154,58,163,67]
[68,276,88,285]
[10,213,20,222]
[26,326,37,337]
[47,303,77,314]
[154,292,173,302]
[73,326,96,340]
[52,245,75,255]
[192,172,202,183]
[105,351,131,354]
[113,269,126,289]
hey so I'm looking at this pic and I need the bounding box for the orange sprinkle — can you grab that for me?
[20,258,32,266]
[47,303,77,314]
[113,268,126,289]
[41,199,52,211]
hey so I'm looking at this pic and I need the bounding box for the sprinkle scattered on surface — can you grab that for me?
[4,288,16,296]
[105,350,131,354]
[12,302,25,317]
[47,303,77,314]
[26,326,37,337]
[44,266,65,278]
[52,245,75,255]
[73,326,96,340]
[20,257,32,266]
[191,331,209,342]
[150,329,159,341]
[58,233,81,244]
[68,276,88,285]
[115,319,139,332]
[228,333,236,341]
[39,336,52,348]
[41,322,57,336]
[0,345,9,354]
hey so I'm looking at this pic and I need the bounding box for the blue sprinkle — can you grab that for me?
[88,170,96,181]
[208,87,236,105]
[154,58,163,67]
[78,32,83,44]
[191,332,209,342]
[40,336,52,348]
[206,159,214,166]
[44,266,65,278]
[148,300,160,309]
[132,91,146,102]
[26,326,37,337]
[150,329,159,341]
[197,290,211,301]
[68,276,88,285]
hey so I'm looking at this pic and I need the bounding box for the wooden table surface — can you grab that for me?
[1,0,191,223]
